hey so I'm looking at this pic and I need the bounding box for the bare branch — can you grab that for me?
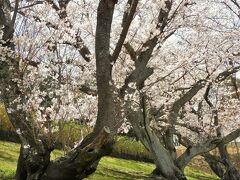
[11,0,20,25]
[169,80,207,122]
[215,66,240,82]
[79,85,97,96]
[45,0,60,11]
[124,42,137,61]
[177,128,240,169]
[18,1,44,10]
[111,0,138,63]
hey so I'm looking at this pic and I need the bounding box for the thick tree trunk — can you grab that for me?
[40,127,112,180]
[0,60,53,179]
[15,146,27,180]
[203,153,224,178]
[94,0,117,134]
[202,142,240,179]
[219,144,240,180]
[127,98,240,180]
[127,109,186,180]
[1,1,118,179]
[13,126,112,180]
[203,149,240,180]
[222,166,240,180]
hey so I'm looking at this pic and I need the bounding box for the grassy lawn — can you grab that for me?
[0,141,219,180]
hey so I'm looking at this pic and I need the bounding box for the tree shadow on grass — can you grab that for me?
[0,169,15,180]
[0,150,18,163]
[96,166,153,180]
[0,142,20,154]
[187,171,219,180]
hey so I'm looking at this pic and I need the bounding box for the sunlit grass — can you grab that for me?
[0,140,220,180]
[0,141,19,179]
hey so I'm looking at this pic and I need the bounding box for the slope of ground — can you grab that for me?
[0,141,219,180]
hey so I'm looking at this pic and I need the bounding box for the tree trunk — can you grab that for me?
[40,127,112,180]
[13,126,112,180]
[94,0,117,135]
[127,109,186,180]
[203,153,224,178]
[1,0,118,179]
[203,143,240,179]
[15,146,27,180]
[219,144,240,180]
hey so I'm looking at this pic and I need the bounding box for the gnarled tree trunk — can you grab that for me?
[219,144,240,180]
[0,0,119,179]
[126,97,186,180]
[204,144,240,180]
[40,127,112,180]
[203,153,224,178]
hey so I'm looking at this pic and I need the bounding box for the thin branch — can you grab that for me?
[170,79,207,121]
[111,0,138,63]
[45,0,60,11]
[222,1,240,19]
[177,128,240,169]
[230,0,240,9]
[79,85,97,96]
[215,66,240,83]
[124,42,137,61]
[18,1,44,10]
[11,0,20,25]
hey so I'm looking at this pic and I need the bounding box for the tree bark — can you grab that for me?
[15,146,27,180]
[0,1,119,179]
[203,153,224,178]
[40,127,112,180]
[203,148,240,180]
[126,101,186,180]
[94,0,117,134]
[219,144,240,180]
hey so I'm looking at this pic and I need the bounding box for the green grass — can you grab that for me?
[0,141,63,179]
[0,141,219,180]
[86,157,154,180]
[112,136,152,160]
[86,157,219,180]
[0,141,20,179]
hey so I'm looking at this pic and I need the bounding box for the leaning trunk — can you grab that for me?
[219,144,240,180]
[127,109,186,180]
[203,153,224,178]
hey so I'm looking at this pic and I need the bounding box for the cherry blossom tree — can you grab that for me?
[0,0,239,179]
[0,0,121,179]
[124,0,240,179]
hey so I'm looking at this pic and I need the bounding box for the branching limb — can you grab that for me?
[177,129,240,169]
[111,0,138,63]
